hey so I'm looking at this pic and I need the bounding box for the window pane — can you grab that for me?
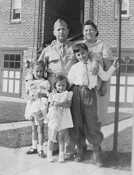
[3,71,8,78]
[4,55,9,61]
[119,87,125,102]
[10,61,15,68]
[10,54,15,61]
[127,65,134,73]
[2,79,8,92]
[9,80,14,93]
[15,80,20,93]
[127,77,134,85]
[9,71,14,78]
[4,61,9,68]
[127,87,134,103]
[13,9,21,20]
[110,86,115,102]
[12,0,21,9]
[15,54,20,61]
[15,62,20,68]
[15,72,20,79]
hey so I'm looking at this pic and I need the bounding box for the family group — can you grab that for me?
[24,18,118,166]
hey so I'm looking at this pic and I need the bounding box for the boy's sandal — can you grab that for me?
[26,148,38,154]
[38,150,46,158]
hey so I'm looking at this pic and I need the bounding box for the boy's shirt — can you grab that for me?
[68,60,116,90]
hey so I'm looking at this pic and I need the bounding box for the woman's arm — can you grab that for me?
[98,59,118,81]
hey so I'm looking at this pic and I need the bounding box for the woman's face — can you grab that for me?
[83,25,97,42]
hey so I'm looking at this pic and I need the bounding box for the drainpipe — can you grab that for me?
[89,0,94,20]
[37,0,43,58]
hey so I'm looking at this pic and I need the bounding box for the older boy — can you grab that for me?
[68,43,117,165]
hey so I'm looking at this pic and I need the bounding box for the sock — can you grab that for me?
[38,145,43,151]
[32,140,37,149]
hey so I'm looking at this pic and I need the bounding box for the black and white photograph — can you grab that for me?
[0,0,133,175]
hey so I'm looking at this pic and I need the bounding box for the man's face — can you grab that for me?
[75,49,89,63]
[53,22,69,42]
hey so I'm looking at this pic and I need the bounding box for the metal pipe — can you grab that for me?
[113,0,122,153]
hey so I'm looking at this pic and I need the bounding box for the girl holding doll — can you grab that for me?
[47,75,73,162]
[25,60,50,158]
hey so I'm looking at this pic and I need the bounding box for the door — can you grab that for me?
[0,53,22,97]
[44,0,84,44]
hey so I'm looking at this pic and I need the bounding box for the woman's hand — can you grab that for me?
[113,57,119,68]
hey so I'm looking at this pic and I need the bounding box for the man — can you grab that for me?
[38,18,77,86]
[38,18,77,156]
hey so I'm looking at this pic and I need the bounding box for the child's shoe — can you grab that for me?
[58,152,64,162]
[38,150,46,158]
[26,148,38,154]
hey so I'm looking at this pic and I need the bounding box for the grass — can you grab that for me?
[0,100,132,125]
[0,101,26,123]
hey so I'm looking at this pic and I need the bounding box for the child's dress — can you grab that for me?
[47,91,73,131]
[25,79,50,125]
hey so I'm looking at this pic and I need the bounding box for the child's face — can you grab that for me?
[75,49,89,63]
[33,65,44,80]
[53,22,69,42]
[55,79,67,93]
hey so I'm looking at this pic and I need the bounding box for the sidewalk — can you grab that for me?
[0,118,132,175]
[0,146,130,175]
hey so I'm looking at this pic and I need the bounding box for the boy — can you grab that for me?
[68,43,118,165]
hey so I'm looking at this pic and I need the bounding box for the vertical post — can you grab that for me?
[80,0,85,25]
[132,108,134,173]
[37,0,43,58]
[113,0,122,153]
[89,0,94,20]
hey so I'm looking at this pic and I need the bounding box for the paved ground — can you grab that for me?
[0,118,132,175]
[0,96,132,175]
[0,146,131,175]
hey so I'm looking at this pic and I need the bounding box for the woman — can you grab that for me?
[82,20,113,123]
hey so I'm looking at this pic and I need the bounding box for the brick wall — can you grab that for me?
[0,0,39,48]
[0,0,40,98]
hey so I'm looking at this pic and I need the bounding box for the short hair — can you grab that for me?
[73,43,89,53]
[83,20,99,36]
[53,74,70,91]
[53,18,69,30]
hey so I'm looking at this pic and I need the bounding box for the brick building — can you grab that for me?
[0,0,134,106]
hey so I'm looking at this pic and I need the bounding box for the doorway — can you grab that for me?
[44,0,84,45]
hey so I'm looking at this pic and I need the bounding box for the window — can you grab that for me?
[11,0,21,22]
[115,0,129,18]
[4,54,21,69]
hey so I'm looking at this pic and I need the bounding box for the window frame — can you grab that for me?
[114,0,130,19]
[10,0,22,23]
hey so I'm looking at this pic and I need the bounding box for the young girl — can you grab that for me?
[68,43,118,165]
[25,60,50,158]
[47,75,73,162]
